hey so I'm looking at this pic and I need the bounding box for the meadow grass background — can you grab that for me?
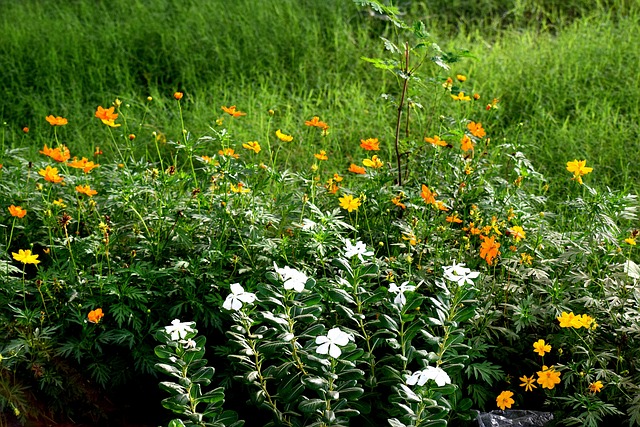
[1,0,639,196]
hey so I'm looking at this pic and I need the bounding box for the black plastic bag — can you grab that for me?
[476,410,554,427]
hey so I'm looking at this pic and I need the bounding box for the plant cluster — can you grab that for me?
[0,1,638,426]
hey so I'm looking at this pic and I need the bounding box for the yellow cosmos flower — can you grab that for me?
[314,150,328,161]
[566,159,593,184]
[242,141,261,154]
[625,237,636,245]
[362,155,384,169]
[339,194,361,212]
[456,74,467,82]
[218,148,240,159]
[276,129,293,142]
[12,249,40,265]
[536,366,561,389]
[509,226,526,242]
[588,381,603,393]
[496,391,514,410]
[533,339,551,356]
[230,183,250,193]
[451,91,471,101]
[519,375,537,392]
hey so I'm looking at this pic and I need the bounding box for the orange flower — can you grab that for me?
[360,138,380,151]
[88,308,104,324]
[467,121,486,138]
[45,115,68,126]
[460,135,474,152]
[496,391,514,410]
[67,157,100,173]
[314,150,328,161]
[480,235,500,265]
[75,185,97,197]
[391,194,406,210]
[333,173,343,183]
[95,106,118,121]
[305,116,329,130]
[536,365,561,389]
[362,155,384,169]
[473,93,481,100]
[218,148,240,159]
[22,127,29,133]
[425,135,447,147]
[40,144,71,162]
[348,164,366,174]
[8,205,27,218]
[242,141,261,154]
[38,166,64,183]
[275,129,293,142]
[420,185,437,205]
[221,105,246,117]
[446,213,463,224]
[173,92,184,100]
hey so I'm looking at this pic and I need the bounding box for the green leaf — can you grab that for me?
[302,376,329,391]
[298,398,325,413]
[168,419,186,427]
[156,363,183,379]
[378,314,399,332]
[159,381,186,396]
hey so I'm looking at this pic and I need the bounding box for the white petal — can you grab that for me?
[316,335,329,345]
[238,292,256,303]
[316,342,330,355]
[328,343,342,358]
[229,283,244,295]
[222,295,235,310]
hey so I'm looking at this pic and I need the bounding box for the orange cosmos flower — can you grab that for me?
[38,166,64,183]
[425,135,447,147]
[242,141,261,154]
[360,138,380,151]
[95,106,118,121]
[496,391,514,410]
[314,150,328,161]
[391,194,406,210]
[348,164,365,174]
[480,235,500,265]
[68,157,100,173]
[467,121,486,138]
[45,115,68,126]
[88,308,104,323]
[305,116,329,130]
[218,148,240,159]
[275,129,293,142]
[221,105,246,117]
[8,205,27,218]
[40,144,71,162]
[588,381,603,394]
[460,135,474,152]
[362,155,384,169]
[420,185,437,205]
[75,185,97,197]
[446,213,463,223]
[22,127,29,133]
[173,92,184,100]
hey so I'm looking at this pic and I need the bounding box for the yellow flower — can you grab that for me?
[360,138,380,151]
[339,194,361,212]
[533,339,551,356]
[520,253,533,266]
[12,249,40,265]
[230,183,250,193]
[566,159,593,184]
[625,237,636,246]
[496,391,514,410]
[218,148,240,159]
[509,226,526,242]
[588,381,603,393]
[536,365,561,389]
[242,141,261,154]
[52,199,66,208]
[314,150,328,161]
[362,155,384,169]
[402,233,417,246]
[8,205,27,218]
[456,74,467,82]
[451,91,471,101]
[88,308,104,324]
[519,375,537,392]
[276,129,293,142]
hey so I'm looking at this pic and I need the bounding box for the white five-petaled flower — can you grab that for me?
[223,283,257,311]
[442,262,480,286]
[274,263,309,292]
[388,282,416,307]
[343,239,374,262]
[406,366,451,387]
[315,327,353,358]
[164,319,195,341]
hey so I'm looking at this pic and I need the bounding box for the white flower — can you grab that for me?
[274,263,308,292]
[442,262,479,286]
[388,282,416,307]
[164,319,195,341]
[223,283,257,311]
[183,339,197,349]
[406,366,451,387]
[344,239,374,262]
[315,327,352,358]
